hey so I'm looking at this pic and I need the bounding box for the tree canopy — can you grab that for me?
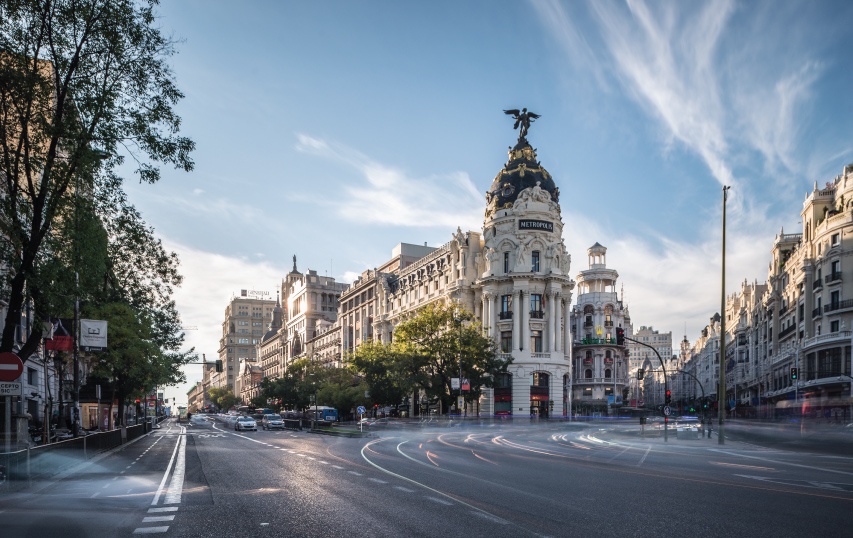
[351,302,510,414]
[0,0,194,359]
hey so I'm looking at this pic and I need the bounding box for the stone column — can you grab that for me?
[491,293,499,342]
[548,291,556,353]
[564,299,572,355]
[554,292,561,353]
[521,290,529,352]
[513,289,521,352]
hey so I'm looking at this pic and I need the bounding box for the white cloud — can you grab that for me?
[296,134,483,231]
[162,240,284,405]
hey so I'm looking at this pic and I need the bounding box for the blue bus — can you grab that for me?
[307,406,338,422]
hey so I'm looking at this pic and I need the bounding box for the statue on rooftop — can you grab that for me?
[503,108,541,139]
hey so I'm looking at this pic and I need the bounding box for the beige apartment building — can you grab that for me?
[683,164,853,420]
[217,292,277,395]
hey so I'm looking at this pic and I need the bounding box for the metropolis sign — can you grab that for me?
[518,219,553,232]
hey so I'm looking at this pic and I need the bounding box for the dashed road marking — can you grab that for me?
[142,516,175,523]
[133,527,169,534]
[426,496,453,506]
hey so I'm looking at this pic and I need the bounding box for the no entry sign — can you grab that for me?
[0,352,24,382]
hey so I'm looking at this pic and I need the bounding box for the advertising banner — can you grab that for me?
[80,319,108,351]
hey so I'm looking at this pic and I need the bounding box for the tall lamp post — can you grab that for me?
[719,185,730,445]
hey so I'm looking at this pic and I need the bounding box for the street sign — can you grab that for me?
[0,381,22,396]
[663,406,672,416]
[357,405,366,415]
[0,352,24,382]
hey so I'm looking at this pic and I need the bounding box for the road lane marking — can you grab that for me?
[152,424,186,506]
[395,486,415,493]
[142,516,175,523]
[133,527,169,534]
[148,507,179,513]
[368,478,387,484]
[348,471,362,476]
[472,511,508,524]
[164,432,186,504]
[426,496,453,506]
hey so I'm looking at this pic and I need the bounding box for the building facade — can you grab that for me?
[217,293,276,395]
[682,165,853,420]
[570,243,629,415]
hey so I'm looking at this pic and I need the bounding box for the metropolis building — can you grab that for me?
[339,128,576,418]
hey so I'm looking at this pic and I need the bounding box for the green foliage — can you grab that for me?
[349,340,415,408]
[350,302,510,414]
[0,0,194,359]
[207,386,240,412]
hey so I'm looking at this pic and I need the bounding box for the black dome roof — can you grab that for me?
[487,137,558,211]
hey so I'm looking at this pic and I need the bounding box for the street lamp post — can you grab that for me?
[719,185,730,445]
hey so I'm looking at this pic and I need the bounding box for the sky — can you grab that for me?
[122,1,853,406]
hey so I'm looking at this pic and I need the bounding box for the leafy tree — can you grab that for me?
[392,302,510,413]
[255,358,316,412]
[315,365,367,420]
[84,301,159,425]
[0,0,194,359]
[349,340,417,409]
[207,386,239,412]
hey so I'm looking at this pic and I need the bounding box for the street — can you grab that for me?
[1,416,851,537]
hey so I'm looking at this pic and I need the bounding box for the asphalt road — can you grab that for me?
[2,416,851,537]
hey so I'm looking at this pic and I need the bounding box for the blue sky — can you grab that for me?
[127,1,853,405]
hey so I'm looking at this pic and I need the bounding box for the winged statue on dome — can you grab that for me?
[503,108,540,139]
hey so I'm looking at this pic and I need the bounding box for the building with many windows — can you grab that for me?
[627,325,674,407]
[681,165,853,421]
[570,243,629,415]
[337,133,576,418]
[217,293,276,395]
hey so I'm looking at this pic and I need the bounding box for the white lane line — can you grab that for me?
[394,486,415,493]
[426,496,453,506]
[133,527,169,534]
[348,471,363,476]
[368,478,387,484]
[319,461,329,465]
[332,465,344,470]
[142,516,175,523]
[164,433,187,504]
[148,507,179,513]
[152,424,185,506]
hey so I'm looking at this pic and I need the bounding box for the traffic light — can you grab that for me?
[790,367,798,380]
[616,327,625,345]
[215,359,223,373]
[665,389,672,405]
[637,368,644,380]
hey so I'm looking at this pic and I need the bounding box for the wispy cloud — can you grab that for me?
[295,134,483,231]
[533,0,825,191]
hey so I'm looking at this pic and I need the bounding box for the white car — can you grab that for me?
[234,416,257,431]
[262,414,285,430]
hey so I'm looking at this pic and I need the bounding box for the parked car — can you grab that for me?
[261,414,285,430]
[235,416,257,431]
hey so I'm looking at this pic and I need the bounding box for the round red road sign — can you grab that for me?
[0,352,24,382]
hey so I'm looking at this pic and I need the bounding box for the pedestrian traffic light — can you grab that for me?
[637,368,644,380]
[616,327,625,345]
[790,367,798,380]
[665,390,672,405]
[215,359,223,372]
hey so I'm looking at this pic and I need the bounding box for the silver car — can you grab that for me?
[261,414,285,430]
[234,416,257,431]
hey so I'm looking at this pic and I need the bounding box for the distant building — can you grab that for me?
[570,243,630,415]
[217,292,277,395]
[627,325,673,406]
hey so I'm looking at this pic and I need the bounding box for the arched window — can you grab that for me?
[605,368,612,379]
[585,369,592,379]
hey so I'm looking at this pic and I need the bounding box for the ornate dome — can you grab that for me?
[486,137,559,214]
